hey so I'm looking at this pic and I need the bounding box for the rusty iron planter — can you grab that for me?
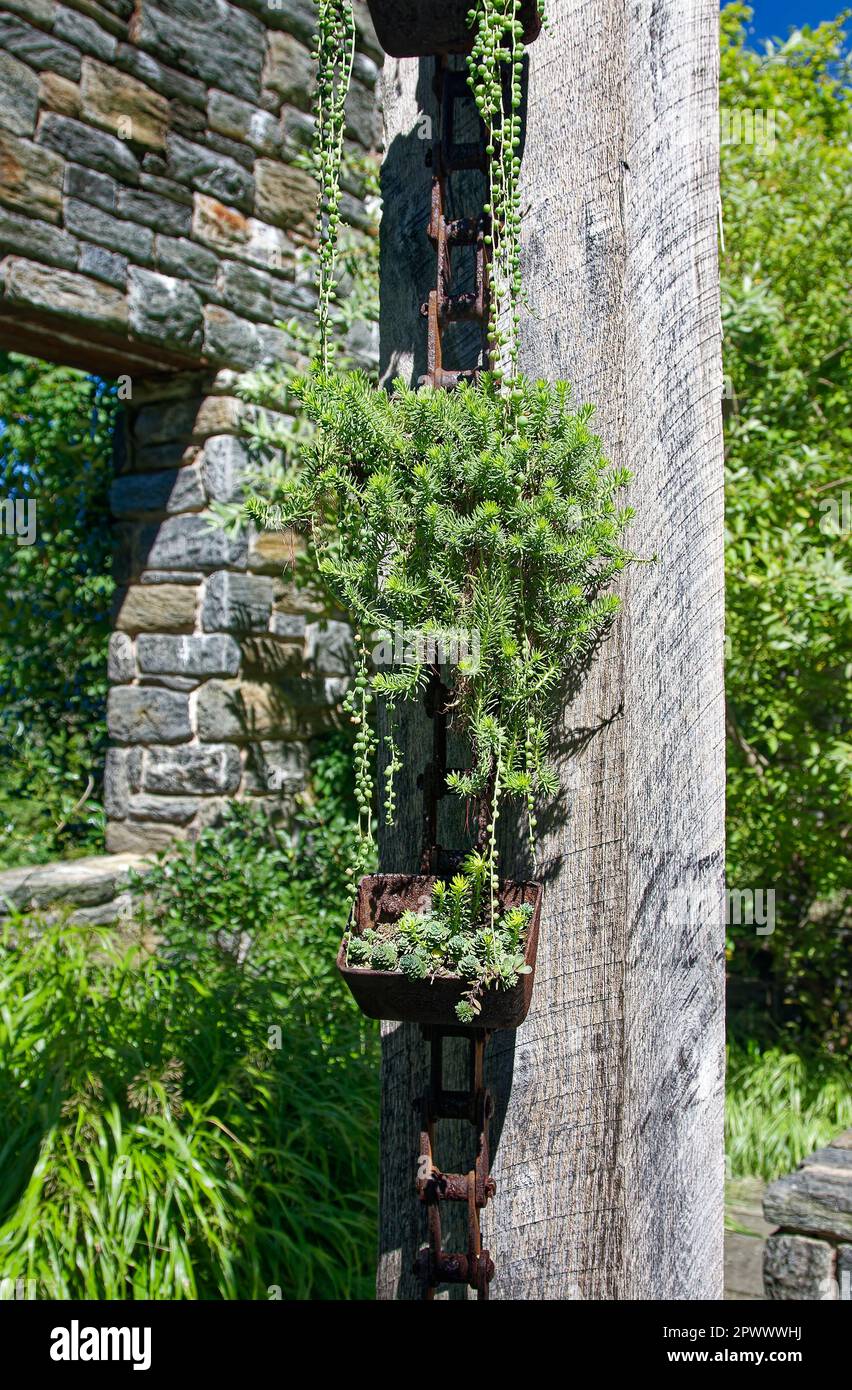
[337,872,542,1028]
[364,0,542,58]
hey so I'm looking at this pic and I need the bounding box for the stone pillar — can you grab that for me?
[763,1129,852,1300]
[105,369,354,852]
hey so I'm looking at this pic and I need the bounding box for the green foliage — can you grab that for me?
[726,1040,852,1181]
[0,353,117,867]
[312,0,356,368]
[468,0,548,372]
[346,853,532,1023]
[0,745,380,1300]
[252,372,631,884]
[720,8,852,1048]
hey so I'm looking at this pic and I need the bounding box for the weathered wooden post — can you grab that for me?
[376,0,725,1300]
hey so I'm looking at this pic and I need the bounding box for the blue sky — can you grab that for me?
[741,0,849,43]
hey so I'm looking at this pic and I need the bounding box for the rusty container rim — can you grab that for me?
[336,871,543,1029]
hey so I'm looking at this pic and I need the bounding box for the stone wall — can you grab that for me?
[0,0,380,851]
[763,1129,852,1300]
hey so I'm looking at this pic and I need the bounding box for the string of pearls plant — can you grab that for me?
[312,0,356,369]
[468,0,546,380]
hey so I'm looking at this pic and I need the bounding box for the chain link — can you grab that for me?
[419,59,490,390]
[413,1027,496,1299]
[412,57,497,1302]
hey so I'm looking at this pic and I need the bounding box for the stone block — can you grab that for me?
[0,0,55,27]
[305,619,352,677]
[38,112,140,183]
[203,304,259,368]
[65,162,116,211]
[0,14,82,81]
[128,0,265,104]
[203,129,254,171]
[79,242,127,287]
[262,31,314,110]
[269,610,306,641]
[137,514,248,573]
[201,570,274,633]
[137,633,241,677]
[763,1234,836,1301]
[191,193,295,274]
[2,256,128,330]
[133,397,203,448]
[139,570,203,585]
[170,100,206,139]
[236,0,316,45]
[108,631,136,682]
[114,583,197,634]
[153,233,217,285]
[200,434,250,503]
[104,745,143,818]
[247,526,302,574]
[64,196,154,261]
[196,679,298,742]
[110,464,205,516]
[141,743,242,795]
[114,41,207,108]
[69,892,135,926]
[106,820,189,852]
[55,6,117,61]
[140,675,198,692]
[165,133,254,211]
[140,171,192,205]
[81,56,170,150]
[240,635,303,676]
[128,266,203,352]
[0,205,78,269]
[207,89,280,156]
[280,106,314,161]
[216,257,293,323]
[345,77,381,151]
[39,71,81,119]
[0,849,147,914]
[0,129,64,222]
[257,324,297,367]
[127,794,199,825]
[243,739,309,794]
[253,158,317,236]
[117,187,192,236]
[764,1151,852,1241]
[107,685,191,744]
[0,51,39,135]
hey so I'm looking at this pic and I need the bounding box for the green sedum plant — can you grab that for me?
[345,852,533,1022]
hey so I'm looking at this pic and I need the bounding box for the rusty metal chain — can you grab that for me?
[412,57,497,1302]
[413,1027,496,1299]
[419,59,489,390]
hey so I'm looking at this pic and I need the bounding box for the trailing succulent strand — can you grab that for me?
[312,0,356,368]
[467,0,548,378]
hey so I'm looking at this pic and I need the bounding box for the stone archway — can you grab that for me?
[0,0,380,856]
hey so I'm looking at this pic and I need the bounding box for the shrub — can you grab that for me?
[726,1039,852,1181]
[0,742,380,1300]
